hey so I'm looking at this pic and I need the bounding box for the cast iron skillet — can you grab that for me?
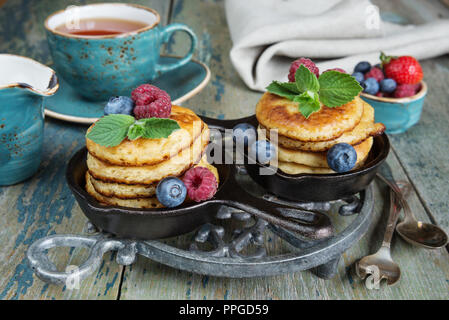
[67,148,333,241]
[201,115,390,202]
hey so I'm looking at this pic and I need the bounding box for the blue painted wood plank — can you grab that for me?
[1,0,448,300]
[118,0,449,300]
[0,0,171,300]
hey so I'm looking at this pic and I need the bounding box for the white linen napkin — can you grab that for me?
[225,0,449,91]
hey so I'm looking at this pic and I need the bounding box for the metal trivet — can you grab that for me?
[27,169,374,286]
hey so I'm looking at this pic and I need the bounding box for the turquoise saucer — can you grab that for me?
[44,56,210,124]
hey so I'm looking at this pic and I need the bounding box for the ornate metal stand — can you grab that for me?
[27,169,374,286]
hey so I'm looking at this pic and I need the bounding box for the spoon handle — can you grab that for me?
[382,189,401,248]
[377,173,415,223]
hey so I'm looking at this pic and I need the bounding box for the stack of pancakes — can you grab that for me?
[256,93,386,174]
[85,105,217,209]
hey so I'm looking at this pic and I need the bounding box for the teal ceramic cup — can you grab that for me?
[361,81,427,134]
[0,54,59,186]
[45,3,197,101]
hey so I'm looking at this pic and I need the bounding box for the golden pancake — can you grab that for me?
[86,105,204,166]
[86,172,164,209]
[89,156,220,199]
[275,137,373,168]
[278,158,367,175]
[87,126,209,185]
[89,174,157,199]
[256,93,364,142]
[262,102,385,152]
[278,162,335,175]
[197,159,220,185]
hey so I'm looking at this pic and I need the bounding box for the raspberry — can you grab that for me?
[375,92,384,97]
[365,67,384,82]
[322,68,346,74]
[413,83,422,93]
[288,58,320,82]
[394,84,416,98]
[131,84,172,119]
[134,97,171,119]
[183,167,218,202]
[132,84,157,104]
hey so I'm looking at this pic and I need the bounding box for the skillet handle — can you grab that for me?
[200,115,257,131]
[216,175,333,240]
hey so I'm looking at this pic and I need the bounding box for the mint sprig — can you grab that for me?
[86,115,181,147]
[266,65,362,118]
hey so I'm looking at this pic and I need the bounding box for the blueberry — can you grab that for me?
[380,78,397,94]
[156,177,187,208]
[327,143,357,173]
[250,140,276,164]
[362,77,380,95]
[104,96,135,116]
[352,72,365,84]
[233,123,257,147]
[354,61,372,74]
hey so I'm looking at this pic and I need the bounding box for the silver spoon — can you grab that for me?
[377,164,448,249]
[356,188,401,286]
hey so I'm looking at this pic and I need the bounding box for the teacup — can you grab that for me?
[0,54,59,186]
[45,3,197,101]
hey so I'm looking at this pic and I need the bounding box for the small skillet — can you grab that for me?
[201,115,390,202]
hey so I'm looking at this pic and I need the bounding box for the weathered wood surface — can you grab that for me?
[0,0,448,300]
[119,0,449,300]
[372,0,449,235]
[0,0,171,300]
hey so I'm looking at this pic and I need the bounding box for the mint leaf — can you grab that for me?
[139,118,181,139]
[295,65,320,93]
[87,115,181,146]
[266,81,298,100]
[277,82,300,94]
[267,67,362,118]
[294,91,321,119]
[127,123,145,140]
[318,71,363,107]
[86,114,135,147]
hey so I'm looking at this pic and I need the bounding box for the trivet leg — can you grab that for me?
[84,221,100,234]
[311,256,341,280]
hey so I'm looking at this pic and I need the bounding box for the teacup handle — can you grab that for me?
[156,23,198,74]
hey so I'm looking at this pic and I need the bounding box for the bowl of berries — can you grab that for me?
[353,53,427,134]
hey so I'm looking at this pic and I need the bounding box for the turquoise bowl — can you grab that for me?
[361,81,427,134]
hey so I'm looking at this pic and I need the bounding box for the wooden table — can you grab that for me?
[0,0,448,300]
